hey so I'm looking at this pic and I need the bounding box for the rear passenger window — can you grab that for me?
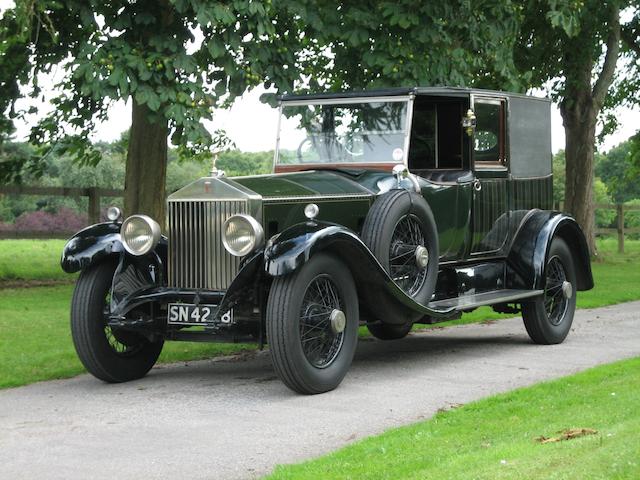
[474,100,506,167]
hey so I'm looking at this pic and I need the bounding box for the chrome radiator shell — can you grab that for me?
[167,177,262,290]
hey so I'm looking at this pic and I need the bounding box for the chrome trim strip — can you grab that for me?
[281,95,412,107]
[273,103,283,173]
[428,289,543,310]
[262,194,373,203]
[403,94,415,167]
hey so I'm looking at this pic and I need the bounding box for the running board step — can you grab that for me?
[428,289,543,311]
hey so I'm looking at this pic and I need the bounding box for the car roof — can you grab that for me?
[279,86,550,103]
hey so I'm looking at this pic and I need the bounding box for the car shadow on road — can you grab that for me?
[96,328,537,395]
[57,324,540,399]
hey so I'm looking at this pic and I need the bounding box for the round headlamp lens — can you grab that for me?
[106,206,122,222]
[121,215,161,256]
[222,215,264,257]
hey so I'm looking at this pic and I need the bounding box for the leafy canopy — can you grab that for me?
[515,0,639,132]
[2,0,525,181]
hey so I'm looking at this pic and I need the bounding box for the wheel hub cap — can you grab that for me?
[330,309,346,334]
[415,246,429,268]
[562,281,573,300]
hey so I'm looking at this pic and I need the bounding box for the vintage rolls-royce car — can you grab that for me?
[62,87,593,394]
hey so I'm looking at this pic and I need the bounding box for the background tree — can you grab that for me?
[515,0,640,253]
[0,0,301,223]
[1,0,525,227]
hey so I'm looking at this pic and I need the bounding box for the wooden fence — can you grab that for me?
[593,203,640,254]
[0,185,123,239]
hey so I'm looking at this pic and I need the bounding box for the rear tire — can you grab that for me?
[367,322,413,340]
[267,253,359,394]
[522,238,577,344]
[71,260,163,383]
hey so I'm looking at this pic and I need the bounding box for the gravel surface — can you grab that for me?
[1,302,639,479]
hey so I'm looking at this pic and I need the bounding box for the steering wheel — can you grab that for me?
[296,137,315,162]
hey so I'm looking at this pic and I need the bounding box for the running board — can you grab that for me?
[428,289,543,311]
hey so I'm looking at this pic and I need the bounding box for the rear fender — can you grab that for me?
[507,211,593,291]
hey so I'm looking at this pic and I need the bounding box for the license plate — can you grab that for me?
[167,303,233,326]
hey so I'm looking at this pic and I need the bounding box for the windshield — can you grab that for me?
[276,100,409,165]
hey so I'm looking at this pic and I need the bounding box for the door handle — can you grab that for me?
[456,171,475,184]
[473,179,482,191]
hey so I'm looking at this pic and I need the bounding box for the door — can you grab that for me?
[469,97,509,256]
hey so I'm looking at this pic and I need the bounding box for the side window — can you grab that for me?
[474,99,506,167]
[408,98,464,171]
[408,102,437,169]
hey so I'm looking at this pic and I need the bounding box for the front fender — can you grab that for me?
[264,221,455,320]
[507,210,593,291]
[61,222,167,274]
[61,222,125,273]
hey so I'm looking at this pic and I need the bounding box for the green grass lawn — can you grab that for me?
[266,357,640,479]
[0,238,638,389]
[0,239,74,283]
[0,285,255,389]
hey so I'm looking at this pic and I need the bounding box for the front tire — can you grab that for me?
[267,253,359,394]
[522,238,577,344]
[71,260,163,383]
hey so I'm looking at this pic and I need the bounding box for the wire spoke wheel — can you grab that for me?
[522,238,577,345]
[102,291,145,357]
[71,261,163,383]
[389,214,428,296]
[267,253,358,394]
[299,275,344,368]
[544,256,569,326]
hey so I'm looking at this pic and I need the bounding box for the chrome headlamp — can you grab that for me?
[222,214,264,257]
[121,215,161,256]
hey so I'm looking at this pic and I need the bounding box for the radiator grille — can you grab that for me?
[168,200,248,290]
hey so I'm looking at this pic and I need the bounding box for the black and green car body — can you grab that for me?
[62,87,594,394]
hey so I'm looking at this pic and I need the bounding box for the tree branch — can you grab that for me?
[592,4,621,108]
[621,25,640,57]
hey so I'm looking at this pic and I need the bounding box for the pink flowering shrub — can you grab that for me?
[3,208,88,233]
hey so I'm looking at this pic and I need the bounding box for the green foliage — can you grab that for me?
[217,150,272,177]
[624,199,640,236]
[281,1,524,95]
[0,0,529,182]
[0,0,302,175]
[552,150,566,206]
[553,149,620,228]
[516,1,638,129]
[594,178,615,227]
[596,139,640,203]
[626,130,640,182]
[0,138,273,220]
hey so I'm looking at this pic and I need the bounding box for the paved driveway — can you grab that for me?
[1,302,639,479]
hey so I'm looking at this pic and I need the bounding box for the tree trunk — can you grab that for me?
[561,97,597,255]
[124,101,168,228]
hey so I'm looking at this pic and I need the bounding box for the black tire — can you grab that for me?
[267,253,359,394]
[522,238,577,344]
[71,260,164,383]
[367,322,413,340]
[361,189,439,322]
